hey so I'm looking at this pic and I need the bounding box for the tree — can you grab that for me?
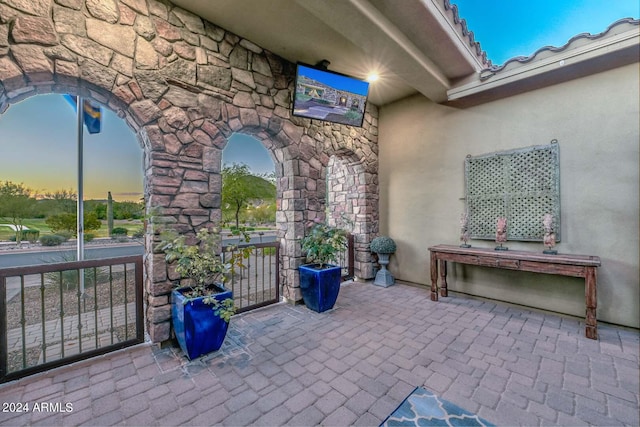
[43,189,77,214]
[222,164,276,229]
[249,202,276,224]
[0,181,36,244]
[46,212,101,236]
[85,200,107,220]
[113,200,144,219]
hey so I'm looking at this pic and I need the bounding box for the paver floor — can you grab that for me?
[1,280,638,426]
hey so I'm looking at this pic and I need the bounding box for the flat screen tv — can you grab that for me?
[292,63,369,127]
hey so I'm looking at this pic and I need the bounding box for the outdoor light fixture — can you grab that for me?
[366,72,379,82]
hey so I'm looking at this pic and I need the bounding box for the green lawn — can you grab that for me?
[0,219,143,241]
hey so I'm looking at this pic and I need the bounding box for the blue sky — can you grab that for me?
[1,2,637,200]
[453,0,638,65]
[298,64,370,96]
[223,134,274,176]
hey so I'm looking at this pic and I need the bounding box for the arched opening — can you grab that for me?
[221,133,276,230]
[0,93,147,369]
[0,94,144,246]
[0,0,380,346]
[326,154,376,280]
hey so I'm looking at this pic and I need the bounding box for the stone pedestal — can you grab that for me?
[373,253,394,287]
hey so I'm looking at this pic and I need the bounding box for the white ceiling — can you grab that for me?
[169,0,482,106]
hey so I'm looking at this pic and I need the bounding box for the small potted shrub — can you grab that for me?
[157,227,248,359]
[370,236,397,287]
[299,220,348,312]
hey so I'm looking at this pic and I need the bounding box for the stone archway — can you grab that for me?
[0,0,379,344]
[327,153,377,280]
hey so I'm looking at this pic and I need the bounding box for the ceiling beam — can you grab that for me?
[297,0,451,102]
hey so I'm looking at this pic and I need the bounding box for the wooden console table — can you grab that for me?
[428,245,601,339]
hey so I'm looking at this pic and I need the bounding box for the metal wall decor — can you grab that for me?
[464,141,560,242]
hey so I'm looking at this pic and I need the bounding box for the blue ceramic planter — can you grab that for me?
[299,264,342,312]
[171,284,232,360]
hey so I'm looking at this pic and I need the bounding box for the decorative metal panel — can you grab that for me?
[465,142,560,241]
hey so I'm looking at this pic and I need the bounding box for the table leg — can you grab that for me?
[430,252,438,301]
[585,266,597,340]
[439,260,448,297]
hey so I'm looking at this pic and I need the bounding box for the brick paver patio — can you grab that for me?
[1,280,638,426]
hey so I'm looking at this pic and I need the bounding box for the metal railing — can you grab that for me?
[0,256,144,383]
[337,233,355,281]
[220,233,352,312]
[222,241,280,313]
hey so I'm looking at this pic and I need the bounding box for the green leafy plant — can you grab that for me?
[46,212,101,236]
[202,295,235,322]
[370,236,397,254]
[222,163,276,229]
[0,181,37,244]
[18,229,39,243]
[301,220,348,269]
[156,227,251,322]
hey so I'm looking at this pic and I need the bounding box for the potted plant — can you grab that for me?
[299,220,348,312]
[157,227,247,360]
[370,236,396,287]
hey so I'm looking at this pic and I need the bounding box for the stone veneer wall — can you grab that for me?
[0,0,379,343]
[327,155,377,276]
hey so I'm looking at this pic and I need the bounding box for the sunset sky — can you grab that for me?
[0,94,274,201]
[0,94,144,201]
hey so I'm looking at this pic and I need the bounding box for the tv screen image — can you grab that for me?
[292,63,369,127]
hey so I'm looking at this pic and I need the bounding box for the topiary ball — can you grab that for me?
[370,236,396,254]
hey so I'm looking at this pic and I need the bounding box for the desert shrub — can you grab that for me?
[84,233,95,242]
[132,227,145,238]
[57,231,72,241]
[344,110,362,121]
[44,253,109,290]
[40,234,66,246]
[111,227,128,236]
[19,229,40,243]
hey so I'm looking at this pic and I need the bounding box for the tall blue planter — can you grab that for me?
[171,284,232,360]
[299,264,342,312]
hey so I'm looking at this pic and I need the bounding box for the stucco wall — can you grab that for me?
[378,63,639,328]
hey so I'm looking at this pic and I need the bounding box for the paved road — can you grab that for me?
[0,244,144,268]
[0,235,278,269]
[222,234,277,246]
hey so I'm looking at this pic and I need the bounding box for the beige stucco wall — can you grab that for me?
[378,63,639,328]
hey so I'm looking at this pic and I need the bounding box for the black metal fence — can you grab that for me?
[222,241,280,313]
[337,233,355,281]
[0,256,144,383]
[221,233,354,312]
